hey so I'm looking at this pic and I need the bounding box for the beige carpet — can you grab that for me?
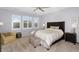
[1,37,79,52]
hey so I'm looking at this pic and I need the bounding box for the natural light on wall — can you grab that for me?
[0,22,3,26]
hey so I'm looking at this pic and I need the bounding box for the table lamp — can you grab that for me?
[72,23,77,33]
[0,22,3,26]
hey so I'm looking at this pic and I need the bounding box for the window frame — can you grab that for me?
[12,21,21,30]
[22,16,33,29]
[34,22,39,29]
[12,15,21,30]
[33,17,39,29]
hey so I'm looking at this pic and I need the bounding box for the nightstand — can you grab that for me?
[65,32,76,45]
[16,32,22,38]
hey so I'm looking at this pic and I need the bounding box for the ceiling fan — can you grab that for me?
[33,7,49,12]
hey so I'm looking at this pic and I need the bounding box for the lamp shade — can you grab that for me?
[0,22,3,26]
[43,24,45,26]
[72,23,77,28]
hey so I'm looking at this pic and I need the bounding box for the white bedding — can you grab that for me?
[34,29,64,49]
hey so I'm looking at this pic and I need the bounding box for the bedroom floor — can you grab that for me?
[1,37,79,52]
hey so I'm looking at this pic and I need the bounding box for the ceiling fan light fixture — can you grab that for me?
[33,7,49,12]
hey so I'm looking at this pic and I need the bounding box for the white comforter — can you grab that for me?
[35,29,64,49]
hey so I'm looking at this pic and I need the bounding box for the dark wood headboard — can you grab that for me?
[47,22,65,32]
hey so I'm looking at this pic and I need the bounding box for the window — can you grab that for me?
[34,22,38,28]
[23,20,28,28]
[22,16,32,29]
[28,21,32,28]
[12,15,39,30]
[12,15,21,30]
[34,17,39,28]
[12,22,21,29]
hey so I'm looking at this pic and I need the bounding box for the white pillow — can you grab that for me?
[50,26,59,29]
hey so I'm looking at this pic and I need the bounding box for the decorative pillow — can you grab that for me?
[50,26,59,29]
[45,28,54,30]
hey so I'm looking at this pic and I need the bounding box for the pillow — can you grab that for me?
[45,28,54,31]
[50,26,59,29]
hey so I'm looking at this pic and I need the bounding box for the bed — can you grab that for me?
[30,22,65,50]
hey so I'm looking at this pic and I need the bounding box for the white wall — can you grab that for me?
[41,7,79,42]
[76,19,79,42]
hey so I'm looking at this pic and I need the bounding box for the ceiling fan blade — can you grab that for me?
[33,8,39,12]
[41,7,49,8]
[39,8,44,12]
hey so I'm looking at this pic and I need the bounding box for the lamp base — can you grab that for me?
[73,28,76,33]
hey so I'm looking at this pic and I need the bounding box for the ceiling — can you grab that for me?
[0,7,67,16]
